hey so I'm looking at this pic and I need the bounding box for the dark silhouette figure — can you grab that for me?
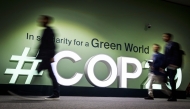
[36,15,60,100]
[162,33,182,101]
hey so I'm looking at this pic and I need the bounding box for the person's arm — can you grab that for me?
[169,42,180,68]
[153,55,162,70]
[158,55,166,73]
[47,28,56,62]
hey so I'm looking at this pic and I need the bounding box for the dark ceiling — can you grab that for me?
[165,0,190,7]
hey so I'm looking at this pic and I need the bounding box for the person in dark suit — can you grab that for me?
[145,44,171,100]
[162,33,181,101]
[36,15,60,100]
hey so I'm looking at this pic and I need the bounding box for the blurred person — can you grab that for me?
[144,44,171,100]
[36,15,60,100]
[161,33,183,101]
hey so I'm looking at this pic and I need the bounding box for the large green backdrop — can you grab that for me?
[0,0,190,90]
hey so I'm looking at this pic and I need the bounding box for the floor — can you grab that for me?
[0,96,190,109]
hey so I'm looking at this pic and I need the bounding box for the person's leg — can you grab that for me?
[148,74,154,98]
[167,68,177,101]
[145,73,154,100]
[47,62,60,97]
[36,60,45,73]
[158,76,171,96]
[32,59,45,83]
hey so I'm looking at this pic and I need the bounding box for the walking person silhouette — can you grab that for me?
[36,15,60,100]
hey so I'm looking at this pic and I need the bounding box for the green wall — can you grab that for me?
[0,0,190,90]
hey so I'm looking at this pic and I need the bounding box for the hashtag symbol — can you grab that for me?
[5,47,43,84]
